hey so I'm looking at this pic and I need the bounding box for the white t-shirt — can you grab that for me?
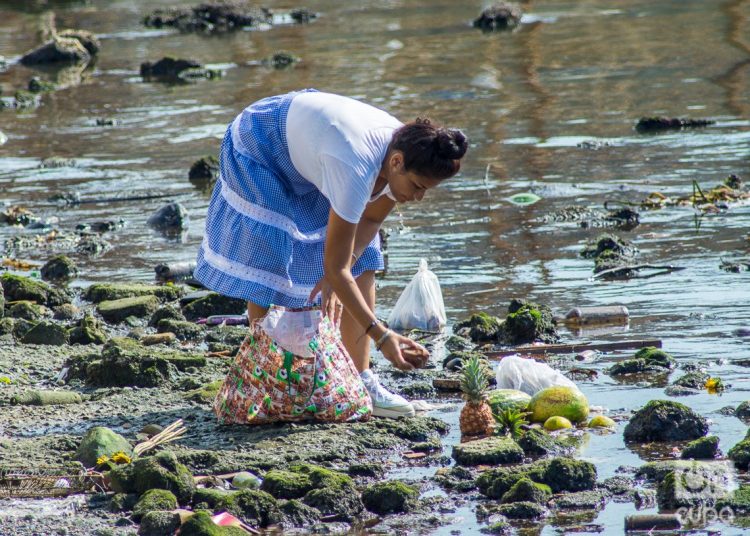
[286,92,402,223]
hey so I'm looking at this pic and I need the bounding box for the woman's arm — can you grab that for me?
[351,194,396,259]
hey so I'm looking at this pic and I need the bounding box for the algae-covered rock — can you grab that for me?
[98,295,160,323]
[516,428,574,457]
[20,36,91,65]
[609,346,676,375]
[433,466,476,492]
[453,312,503,343]
[303,486,363,520]
[11,318,35,340]
[84,283,183,303]
[362,481,419,514]
[142,332,177,346]
[232,471,260,490]
[527,386,589,423]
[147,202,189,232]
[53,303,79,321]
[157,318,204,341]
[716,485,750,515]
[180,510,248,536]
[503,299,559,345]
[184,380,222,404]
[728,438,750,469]
[374,415,450,442]
[261,464,354,500]
[0,317,13,336]
[481,517,512,535]
[1,273,71,307]
[588,415,616,429]
[681,436,720,460]
[74,337,175,387]
[138,510,182,536]
[542,457,597,493]
[132,489,178,521]
[21,320,69,345]
[182,292,248,321]
[488,389,531,415]
[148,306,186,327]
[635,460,715,482]
[580,233,636,259]
[496,500,548,519]
[735,401,750,422]
[672,371,710,390]
[11,390,82,406]
[544,416,573,431]
[40,254,78,283]
[657,467,730,509]
[279,499,321,528]
[108,451,195,503]
[110,492,138,513]
[549,490,607,510]
[8,301,43,321]
[500,477,551,504]
[69,313,108,345]
[452,436,524,466]
[473,3,522,31]
[623,400,708,442]
[189,155,219,183]
[75,426,132,467]
[141,57,200,78]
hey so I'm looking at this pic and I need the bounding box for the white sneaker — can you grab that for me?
[360,369,415,418]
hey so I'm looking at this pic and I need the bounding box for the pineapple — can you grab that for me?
[459,355,495,437]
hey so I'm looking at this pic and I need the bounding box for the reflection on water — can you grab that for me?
[1,0,749,533]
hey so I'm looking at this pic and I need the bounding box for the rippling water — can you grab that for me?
[1,0,749,533]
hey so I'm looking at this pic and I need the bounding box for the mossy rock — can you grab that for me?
[374,416,450,442]
[362,481,419,514]
[503,299,559,345]
[580,233,636,259]
[8,301,43,321]
[453,312,504,343]
[452,436,524,466]
[549,490,607,510]
[609,347,676,375]
[53,303,79,321]
[496,500,548,519]
[84,283,184,303]
[184,380,223,404]
[681,436,720,460]
[181,292,247,321]
[75,426,132,467]
[516,428,575,457]
[0,273,71,307]
[261,463,355,500]
[0,317,13,336]
[11,318,35,340]
[657,468,729,510]
[303,485,363,520]
[0,279,4,319]
[138,510,182,536]
[433,466,476,492]
[488,389,531,415]
[180,510,249,536]
[500,477,551,504]
[231,471,261,490]
[527,386,589,424]
[477,458,596,499]
[69,313,108,345]
[97,295,160,323]
[672,371,710,390]
[728,438,750,469]
[278,499,321,528]
[109,492,138,513]
[40,254,78,283]
[588,415,616,429]
[20,320,69,345]
[544,416,573,431]
[716,485,750,515]
[132,489,178,521]
[191,489,282,528]
[623,400,708,442]
[635,460,713,482]
[157,318,204,341]
[74,338,174,387]
[735,401,750,422]
[109,451,195,504]
[481,517,512,535]
[148,306,186,327]
[11,390,82,406]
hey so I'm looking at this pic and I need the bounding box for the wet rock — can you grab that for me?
[399,381,435,398]
[138,510,181,536]
[20,36,90,65]
[140,57,200,78]
[477,458,596,499]
[28,76,57,93]
[232,471,260,490]
[442,349,487,371]
[95,117,119,126]
[132,489,178,521]
[182,292,247,321]
[624,400,708,442]
[453,312,503,343]
[735,401,750,422]
[672,371,710,390]
[53,303,79,321]
[0,317,13,337]
[728,437,750,469]
[279,499,320,528]
[600,476,635,496]
[303,486,363,520]
[8,301,43,321]
[362,481,419,514]
[495,501,548,519]
[580,233,638,275]
[635,117,715,133]
[516,428,575,457]
[148,306,187,327]
[473,3,522,32]
[550,490,608,510]
[21,320,69,345]
[69,313,108,345]
[681,435,720,460]
[262,52,299,69]
[261,463,355,500]
[433,466,476,492]
[503,298,559,345]
[98,295,160,324]
[10,389,81,406]
[11,318,35,340]
[179,510,246,534]
[144,3,271,33]
[609,347,676,375]
[191,488,283,528]
[157,319,204,341]
[605,207,640,229]
[500,477,551,504]
[0,90,41,109]
[147,202,189,232]
[178,67,224,82]
[481,518,512,535]
[716,485,750,515]
[188,155,219,188]
[40,254,78,283]
[1,273,71,307]
[664,384,701,397]
[452,436,524,466]
[110,492,139,513]
[141,332,177,346]
[657,465,730,509]
[84,283,182,303]
[635,460,710,482]
[184,379,223,404]
[109,451,196,503]
[75,426,133,467]
[57,29,101,56]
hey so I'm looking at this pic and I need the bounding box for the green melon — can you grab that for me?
[588,415,616,428]
[487,389,532,416]
[527,386,589,424]
[544,416,573,431]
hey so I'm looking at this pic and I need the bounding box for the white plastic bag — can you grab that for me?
[260,307,321,358]
[495,355,578,396]
[387,259,446,331]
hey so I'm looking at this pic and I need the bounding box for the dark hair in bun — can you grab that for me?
[390,118,468,180]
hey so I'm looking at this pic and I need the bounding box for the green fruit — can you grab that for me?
[544,416,573,431]
[588,415,616,428]
[527,386,589,424]
[488,389,531,416]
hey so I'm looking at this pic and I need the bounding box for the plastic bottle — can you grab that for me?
[563,306,629,326]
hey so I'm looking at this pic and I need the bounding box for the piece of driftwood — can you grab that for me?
[624,513,681,531]
[484,339,662,359]
[592,264,686,280]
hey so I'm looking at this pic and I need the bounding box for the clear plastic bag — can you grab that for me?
[260,307,321,358]
[387,259,446,331]
[495,355,578,396]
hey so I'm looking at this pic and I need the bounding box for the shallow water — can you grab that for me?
[1,0,749,534]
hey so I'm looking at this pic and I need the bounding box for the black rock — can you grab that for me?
[635,117,715,133]
[473,3,522,31]
[141,57,201,78]
[147,202,189,231]
[623,400,708,442]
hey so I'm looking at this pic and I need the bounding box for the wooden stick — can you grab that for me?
[133,419,187,457]
[592,264,686,280]
[484,339,662,358]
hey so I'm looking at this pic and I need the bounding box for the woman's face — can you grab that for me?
[385,152,442,203]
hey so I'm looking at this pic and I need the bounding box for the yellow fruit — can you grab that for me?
[588,415,616,428]
[544,416,573,431]
[527,386,589,423]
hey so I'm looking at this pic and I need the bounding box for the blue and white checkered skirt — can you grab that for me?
[194,90,385,308]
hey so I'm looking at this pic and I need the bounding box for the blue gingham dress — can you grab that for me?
[194,90,385,308]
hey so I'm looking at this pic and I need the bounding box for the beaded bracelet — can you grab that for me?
[375,329,392,351]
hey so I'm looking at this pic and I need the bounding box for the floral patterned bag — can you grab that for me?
[213,306,372,424]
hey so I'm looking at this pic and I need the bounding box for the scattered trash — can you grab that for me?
[154,261,197,283]
[196,314,249,326]
[387,259,446,331]
[506,192,541,206]
[562,306,629,326]
[624,513,681,531]
[495,355,578,396]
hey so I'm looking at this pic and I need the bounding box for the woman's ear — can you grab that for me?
[389,150,403,172]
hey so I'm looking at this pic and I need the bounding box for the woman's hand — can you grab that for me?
[309,277,343,324]
[379,331,430,371]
